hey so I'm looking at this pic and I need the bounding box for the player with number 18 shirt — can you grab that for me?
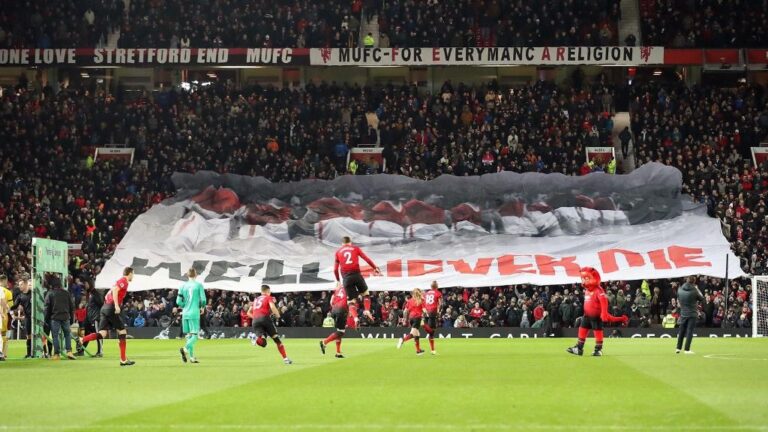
[319,283,348,358]
[423,281,442,354]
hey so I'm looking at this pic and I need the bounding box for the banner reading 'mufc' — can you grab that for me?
[96,163,744,292]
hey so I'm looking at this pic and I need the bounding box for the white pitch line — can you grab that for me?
[1,425,766,431]
[703,354,768,361]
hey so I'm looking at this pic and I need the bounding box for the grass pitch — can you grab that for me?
[2,337,767,431]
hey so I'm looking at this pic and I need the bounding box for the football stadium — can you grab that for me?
[1,1,768,431]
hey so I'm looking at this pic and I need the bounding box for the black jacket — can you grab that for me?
[45,288,74,322]
[12,290,32,316]
[86,290,104,323]
[677,283,704,318]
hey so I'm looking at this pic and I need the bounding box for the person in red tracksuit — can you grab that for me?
[334,236,381,322]
[567,267,628,356]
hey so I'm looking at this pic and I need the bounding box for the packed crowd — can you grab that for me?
[102,274,752,333]
[640,0,768,48]
[0,0,124,49]
[5,0,768,50]
[119,0,359,49]
[1,75,765,332]
[378,0,620,48]
[0,0,623,49]
[629,82,768,278]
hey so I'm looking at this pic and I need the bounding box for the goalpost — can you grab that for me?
[30,238,69,358]
[753,276,768,338]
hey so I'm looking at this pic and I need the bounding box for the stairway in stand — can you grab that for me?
[359,10,380,47]
[619,0,642,45]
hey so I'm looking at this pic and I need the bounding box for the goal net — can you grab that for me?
[753,276,768,338]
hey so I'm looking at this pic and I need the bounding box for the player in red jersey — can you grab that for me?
[397,288,427,355]
[248,285,292,365]
[423,281,442,355]
[567,267,628,356]
[319,283,348,358]
[79,267,135,366]
[334,236,381,323]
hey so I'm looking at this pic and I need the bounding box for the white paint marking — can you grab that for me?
[703,354,768,361]
[0,425,766,431]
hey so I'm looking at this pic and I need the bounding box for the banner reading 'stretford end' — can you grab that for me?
[96,163,744,292]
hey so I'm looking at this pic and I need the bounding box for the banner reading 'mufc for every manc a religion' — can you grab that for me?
[96,163,744,292]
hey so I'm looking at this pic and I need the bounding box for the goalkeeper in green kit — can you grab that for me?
[176,268,206,364]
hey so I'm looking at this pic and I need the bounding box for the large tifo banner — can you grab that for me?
[0,46,663,67]
[96,163,744,292]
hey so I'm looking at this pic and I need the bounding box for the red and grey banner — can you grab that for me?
[96,163,743,292]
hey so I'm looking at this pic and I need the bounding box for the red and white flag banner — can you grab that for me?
[96,164,743,292]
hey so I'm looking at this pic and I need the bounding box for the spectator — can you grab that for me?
[74,301,87,327]
[469,302,485,322]
[134,314,146,328]
[454,314,469,328]
[322,312,334,328]
[520,305,531,328]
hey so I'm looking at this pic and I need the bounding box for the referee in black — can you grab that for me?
[676,276,704,354]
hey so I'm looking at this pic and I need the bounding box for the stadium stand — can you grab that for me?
[4,0,768,49]
[1,74,764,330]
[0,0,124,49]
[640,0,768,48]
[379,0,620,47]
[1,0,624,49]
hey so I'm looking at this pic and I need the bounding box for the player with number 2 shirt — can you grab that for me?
[334,236,381,322]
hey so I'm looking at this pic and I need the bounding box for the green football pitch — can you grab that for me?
[2,337,767,431]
